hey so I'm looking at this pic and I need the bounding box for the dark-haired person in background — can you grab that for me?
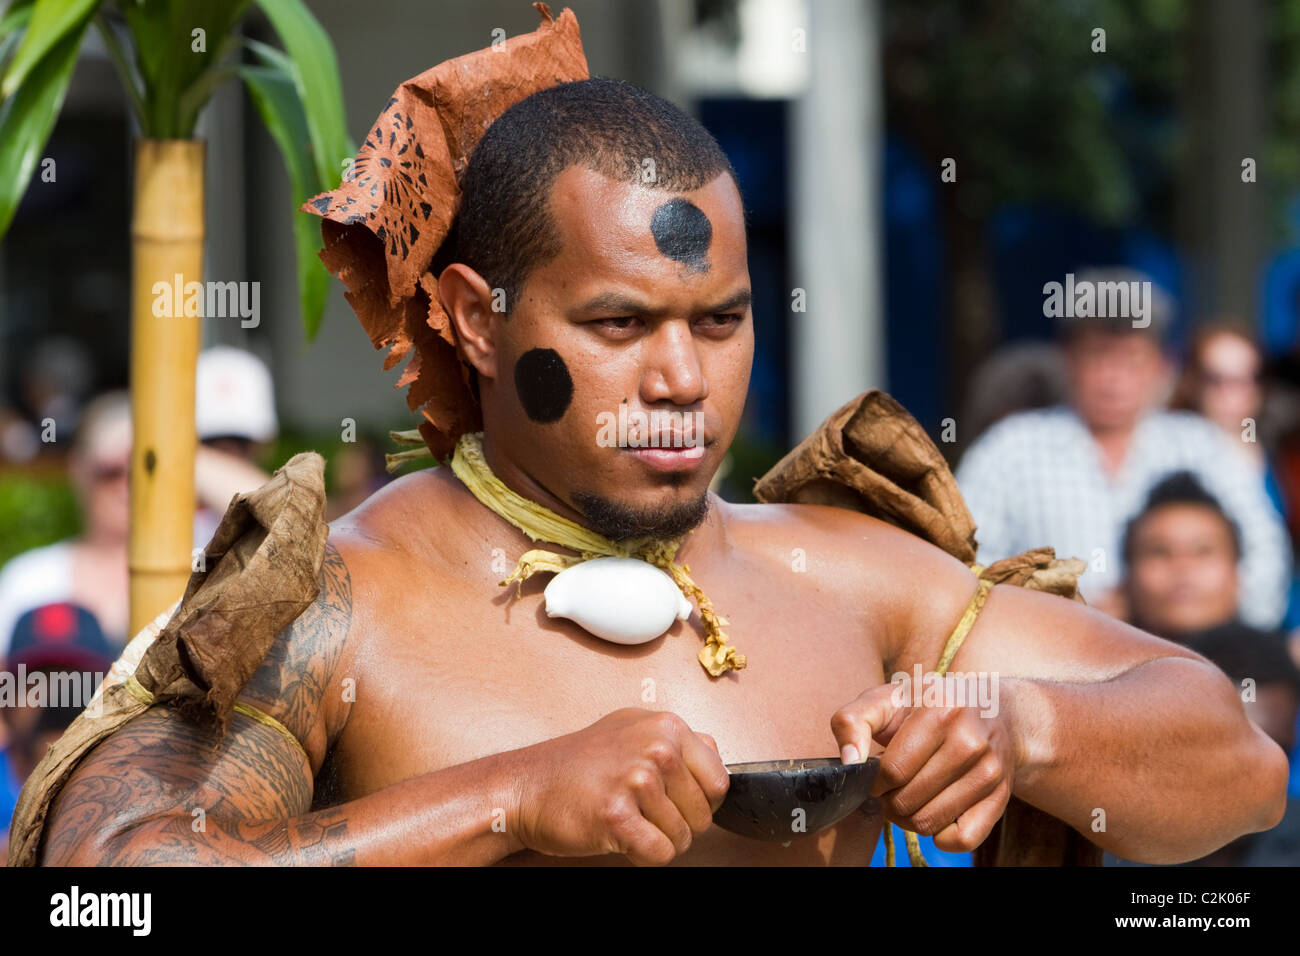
[36,75,1289,866]
[1121,470,1300,800]
[1122,471,1244,641]
[0,603,114,860]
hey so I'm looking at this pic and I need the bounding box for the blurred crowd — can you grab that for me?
[0,345,387,860]
[955,267,1300,866]
[3,267,1300,865]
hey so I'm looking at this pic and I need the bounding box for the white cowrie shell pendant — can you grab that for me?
[543,556,693,645]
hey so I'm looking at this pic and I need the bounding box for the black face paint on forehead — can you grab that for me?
[514,348,573,423]
[650,198,712,272]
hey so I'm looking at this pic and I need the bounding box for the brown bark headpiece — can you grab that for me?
[303,3,589,459]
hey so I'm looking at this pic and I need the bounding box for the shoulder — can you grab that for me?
[234,535,355,774]
[722,498,969,571]
[0,539,73,586]
[1148,409,1224,444]
[719,499,978,665]
[237,465,473,764]
[1145,412,1259,479]
[959,407,1075,465]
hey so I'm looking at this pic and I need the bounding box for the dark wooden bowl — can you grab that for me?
[712,757,879,842]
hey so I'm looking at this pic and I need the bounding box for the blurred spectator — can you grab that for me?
[0,337,95,464]
[0,392,131,656]
[328,435,389,521]
[194,346,277,543]
[1121,472,1300,799]
[0,602,115,859]
[956,268,1291,628]
[1172,325,1267,460]
[1170,324,1300,638]
[0,350,282,670]
[1122,471,1241,640]
[960,342,1067,448]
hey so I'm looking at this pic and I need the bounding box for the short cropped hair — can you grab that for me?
[1121,470,1242,565]
[1055,267,1174,345]
[448,77,739,315]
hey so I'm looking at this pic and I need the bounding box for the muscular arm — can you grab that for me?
[892,542,1290,864]
[39,542,524,866]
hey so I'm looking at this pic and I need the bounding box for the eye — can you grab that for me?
[697,313,743,334]
[586,316,644,339]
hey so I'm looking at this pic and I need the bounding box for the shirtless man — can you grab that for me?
[40,78,1287,866]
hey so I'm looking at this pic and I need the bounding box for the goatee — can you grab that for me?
[570,488,711,542]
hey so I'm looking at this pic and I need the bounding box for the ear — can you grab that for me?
[439,263,499,380]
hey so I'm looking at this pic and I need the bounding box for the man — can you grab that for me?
[38,75,1286,865]
[956,272,1291,628]
[1122,471,1243,640]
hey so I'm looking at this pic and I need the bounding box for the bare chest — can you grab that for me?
[330,557,888,864]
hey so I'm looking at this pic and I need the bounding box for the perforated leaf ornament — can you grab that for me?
[303,3,589,459]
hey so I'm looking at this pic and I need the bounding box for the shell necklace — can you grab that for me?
[449,431,745,676]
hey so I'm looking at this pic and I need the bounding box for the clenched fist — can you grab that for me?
[510,708,730,865]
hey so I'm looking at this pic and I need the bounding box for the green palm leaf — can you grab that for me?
[253,0,353,189]
[0,14,90,236]
[0,0,96,99]
[239,55,329,336]
[120,0,250,137]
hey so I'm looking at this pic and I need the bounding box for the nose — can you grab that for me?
[641,320,708,406]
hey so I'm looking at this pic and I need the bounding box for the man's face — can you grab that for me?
[1065,329,1168,431]
[1125,503,1239,638]
[469,165,752,539]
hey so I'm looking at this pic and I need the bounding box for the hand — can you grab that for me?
[511,708,730,865]
[830,678,1016,853]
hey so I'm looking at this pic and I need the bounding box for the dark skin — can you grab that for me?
[41,166,1289,866]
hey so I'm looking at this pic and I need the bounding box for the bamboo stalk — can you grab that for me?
[128,139,204,636]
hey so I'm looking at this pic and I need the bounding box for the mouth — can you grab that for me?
[624,439,712,473]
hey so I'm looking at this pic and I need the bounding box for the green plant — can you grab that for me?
[0,472,80,567]
[0,0,354,336]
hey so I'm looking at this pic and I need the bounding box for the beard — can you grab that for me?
[571,484,711,542]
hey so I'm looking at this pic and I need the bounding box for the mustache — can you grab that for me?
[596,406,716,447]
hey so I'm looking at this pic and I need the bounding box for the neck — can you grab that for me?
[1085,418,1137,475]
[478,430,593,532]
[473,430,726,564]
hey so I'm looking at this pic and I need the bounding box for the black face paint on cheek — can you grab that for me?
[514,347,574,423]
[650,198,712,271]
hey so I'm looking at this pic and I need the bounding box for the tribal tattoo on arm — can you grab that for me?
[40,543,356,866]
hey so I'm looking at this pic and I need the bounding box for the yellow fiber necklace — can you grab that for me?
[449,431,746,676]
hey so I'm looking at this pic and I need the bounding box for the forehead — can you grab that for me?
[1069,329,1160,355]
[1203,333,1258,367]
[537,165,747,300]
[1140,504,1233,540]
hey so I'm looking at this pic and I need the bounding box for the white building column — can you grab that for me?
[790,0,884,438]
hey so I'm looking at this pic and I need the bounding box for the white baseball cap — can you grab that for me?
[196,346,279,442]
